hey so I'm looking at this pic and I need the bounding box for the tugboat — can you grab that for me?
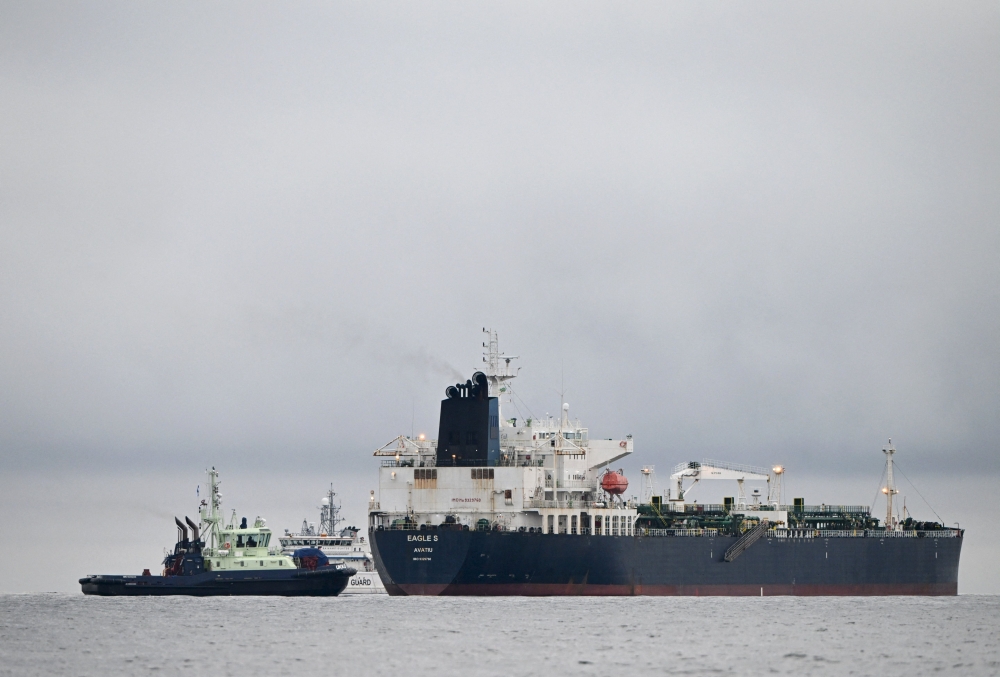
[80,468,356,596]
[279,485,386,594]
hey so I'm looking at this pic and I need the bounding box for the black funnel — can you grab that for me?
[174,517,188,543]
[185,516,200,542]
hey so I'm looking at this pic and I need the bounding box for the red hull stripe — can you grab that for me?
[388,582,957,597]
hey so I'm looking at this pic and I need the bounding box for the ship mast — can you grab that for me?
[200,467,223,550]
[882,440,899,531]
[318,484,342,535]
[482,328,518,419]
[640,466,656,504]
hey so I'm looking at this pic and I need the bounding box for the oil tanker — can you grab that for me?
[368,331,962,596]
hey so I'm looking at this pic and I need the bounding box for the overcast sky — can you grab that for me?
[1,2,998,590]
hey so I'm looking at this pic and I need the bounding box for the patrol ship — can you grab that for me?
[279,485,386,594]
[80,468,355,596]
[368,331,963,596]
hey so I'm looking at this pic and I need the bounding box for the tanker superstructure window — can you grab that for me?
[466,431,478,444]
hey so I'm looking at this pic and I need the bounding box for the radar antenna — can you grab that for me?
[318,484,343,535]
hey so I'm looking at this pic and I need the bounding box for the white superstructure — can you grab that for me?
[369,331,638,537]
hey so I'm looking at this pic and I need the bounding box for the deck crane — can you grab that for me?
[669,459,784,510]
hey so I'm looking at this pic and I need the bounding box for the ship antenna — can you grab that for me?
[882,439,898,531]
[560,361,565,430]
[482,329,518,419]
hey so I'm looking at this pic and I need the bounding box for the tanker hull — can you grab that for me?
[371,529,961,596]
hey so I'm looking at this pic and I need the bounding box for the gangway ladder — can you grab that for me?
[723,520,771,562]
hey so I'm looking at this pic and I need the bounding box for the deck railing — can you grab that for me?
[637,528,962,539]
[769,528,961,538]
[523,499,618,510]
[642,528,719,537]
[367,518,961,538]
[646,503,872,514]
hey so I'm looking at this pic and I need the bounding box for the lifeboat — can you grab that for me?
[601,470,629,495]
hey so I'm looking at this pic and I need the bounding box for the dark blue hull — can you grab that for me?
[79,566,355,596]
[371,530,961,596]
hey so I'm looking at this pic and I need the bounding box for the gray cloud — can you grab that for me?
[0,1,997,485]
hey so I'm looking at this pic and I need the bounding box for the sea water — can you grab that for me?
[1,594,997,676]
